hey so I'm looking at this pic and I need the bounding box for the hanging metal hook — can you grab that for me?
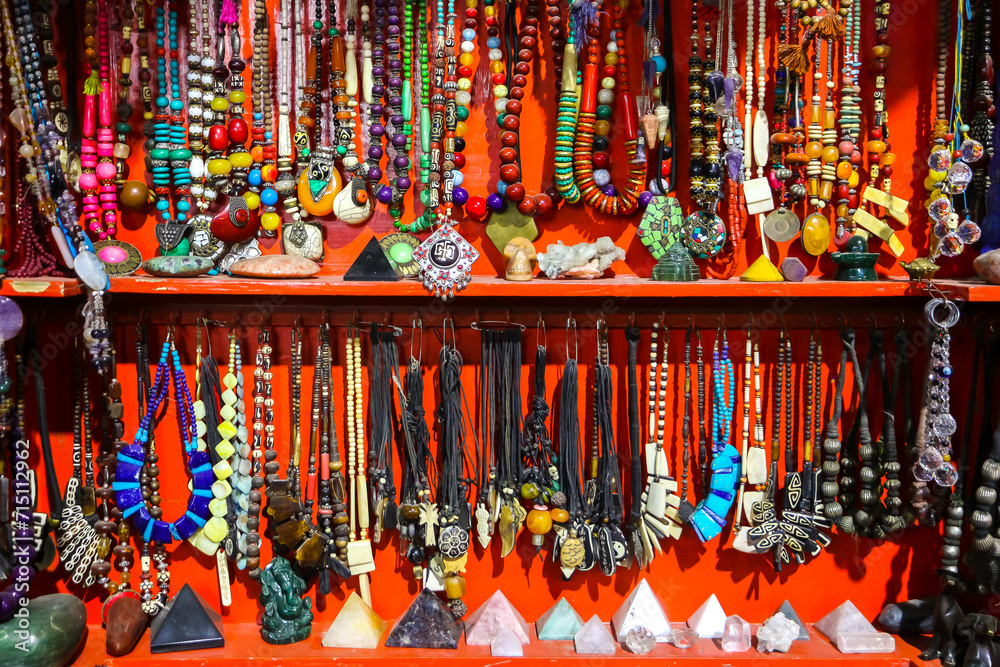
[566,314,578,362]
[410,317,423,364]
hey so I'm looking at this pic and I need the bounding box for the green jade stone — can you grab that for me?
[403,81,413,122]
[389,242,413,265]
[830,234,879,281]
[536,597,585,641]
[161,237,191,257]
[259,556,313,645]
[0,594,87,667]
[421,108,431,151]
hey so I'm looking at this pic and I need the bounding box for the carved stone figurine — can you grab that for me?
[959,614,999,667]
[259,556,314,645]
[503,237,536,281]
[920,569,966,667]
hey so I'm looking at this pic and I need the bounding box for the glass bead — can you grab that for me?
[946,161,972,193]
[957,219,981,244]
[927,197,952,222]
[928,148,952,171]
[912,461,934,482]
[919,446,944,468]
[934,463,959,487]
[959,138,984,163]
[937,231,964,257]
[931,413,958,439]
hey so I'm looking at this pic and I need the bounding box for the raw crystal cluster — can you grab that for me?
[756,612,800,653]
[537,237,625,279]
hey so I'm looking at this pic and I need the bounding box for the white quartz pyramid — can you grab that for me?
[687,593,727,639]
[611,578,671,642]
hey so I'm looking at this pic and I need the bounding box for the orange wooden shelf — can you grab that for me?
[74,621,934,666]
[0,275,82,298]
[104,274,986,300]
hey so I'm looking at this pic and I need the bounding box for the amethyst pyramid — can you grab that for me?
[385,589,462,649]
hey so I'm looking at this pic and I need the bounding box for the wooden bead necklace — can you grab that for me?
[346,328,375,605]
[245,326,272,579]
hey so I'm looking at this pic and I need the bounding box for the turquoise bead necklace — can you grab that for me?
[711,328,736,450]
[152,0,193,232]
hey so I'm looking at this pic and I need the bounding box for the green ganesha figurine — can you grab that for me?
[259,556,314,645]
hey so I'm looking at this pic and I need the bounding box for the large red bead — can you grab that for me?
[517,195,536,216]
[505,99,523,116]
[208,125,229,151]
[452,152,466,169]
[500,132,518,147]
[504,182,525,202]
[502,115,520,131]
[534,193,554,216]
[466,195,488,218]
[500,164,521,183]
[499,147,518,164]
[227,117,249,145]
[592,151,610,169]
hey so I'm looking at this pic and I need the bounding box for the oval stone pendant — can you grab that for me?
[801,213,832,256]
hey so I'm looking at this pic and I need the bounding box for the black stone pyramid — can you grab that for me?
[149,583,225,653]
[385,588,462,649]
[344,236,400,281]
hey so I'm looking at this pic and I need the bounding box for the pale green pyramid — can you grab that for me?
[322,592,386,649]
[536,597,584,640]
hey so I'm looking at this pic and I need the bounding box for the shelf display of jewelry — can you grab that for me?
[2,0,1000,665]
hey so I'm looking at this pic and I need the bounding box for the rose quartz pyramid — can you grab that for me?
[464,590,530,645]
[611,578,671,642]
[814,601,876,641]
[574,615,616,655]
[491,626,524,657]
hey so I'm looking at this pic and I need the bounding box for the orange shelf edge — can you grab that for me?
[101,274,993,300]
[74,621,934,666]
[0,276,82,298]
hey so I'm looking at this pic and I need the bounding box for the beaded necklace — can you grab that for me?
[250,0,280,235]
[273,0,302,224]
[690,325,739,543]
[115,332,207,616]
[552,1,582,204]
[732,325,763,551]
[571,0,644,215]
[346,328,375,605]
[149,0,194,254]
[4,0,88,279]
[8,0,92,275]
[370,0,414,223]
[402,0,433,233]
[295,0,342,218]
[328,4,374,227]
[640,321,682,545]
[682,2,726,258]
